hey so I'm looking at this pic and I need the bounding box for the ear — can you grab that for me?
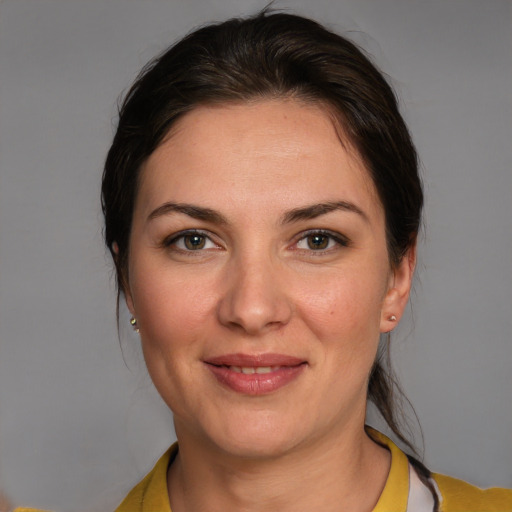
[124,284,136,317]
[380,244,417,333]
[113,242,136,316]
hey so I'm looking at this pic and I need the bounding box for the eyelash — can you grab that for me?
[162,229,349,255]
[162,230,220,252]
[293,230,350,253]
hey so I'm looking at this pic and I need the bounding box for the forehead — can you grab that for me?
[137,99,381,221]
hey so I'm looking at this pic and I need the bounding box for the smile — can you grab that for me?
[228,365,281,374]
[204,354,307,395]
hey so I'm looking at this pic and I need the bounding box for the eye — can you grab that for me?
[165,231,219,251]
[295,230,348,252]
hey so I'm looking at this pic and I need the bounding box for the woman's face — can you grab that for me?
[126,100,413,458]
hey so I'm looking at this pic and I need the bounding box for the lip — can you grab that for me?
[204,353,307,395]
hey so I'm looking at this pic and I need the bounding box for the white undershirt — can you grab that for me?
[406,464,440,512]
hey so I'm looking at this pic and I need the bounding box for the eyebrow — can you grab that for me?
[281,201,368,224]
[147,202,228,224]
[148,200,367,225]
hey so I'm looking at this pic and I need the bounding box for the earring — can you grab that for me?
[389,315,397,322]
[130,317,140,333]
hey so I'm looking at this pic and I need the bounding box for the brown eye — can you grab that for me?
[307,234,331,250]
[164,230,219,252]
[184,234,206,250]
[295,231,349,252]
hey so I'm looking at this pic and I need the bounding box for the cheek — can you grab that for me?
[295,268,385,344]
[131,256,216,337]
[288,269,387,424]
[134,282,219,421]
[293,265,388,396]
[128,263,218,390]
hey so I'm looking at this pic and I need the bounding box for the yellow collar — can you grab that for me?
[116,429,410,512]
[366,427,410,512]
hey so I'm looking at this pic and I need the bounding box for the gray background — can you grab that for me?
[0,0,510,510]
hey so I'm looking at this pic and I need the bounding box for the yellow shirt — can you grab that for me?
[113,429,512,512]
[14,431,512,512]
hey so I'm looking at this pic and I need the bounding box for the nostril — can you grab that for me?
[218,301,292,335]
[216,262,293,334]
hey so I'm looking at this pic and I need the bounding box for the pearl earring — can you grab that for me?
[389,315,397,322]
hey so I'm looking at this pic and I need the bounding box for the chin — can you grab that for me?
[206,412,310,460]
[216,433,298,460]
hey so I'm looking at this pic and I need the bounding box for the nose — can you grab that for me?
[217,253,293,335]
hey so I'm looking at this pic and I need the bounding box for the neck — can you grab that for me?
[167,421,390,512]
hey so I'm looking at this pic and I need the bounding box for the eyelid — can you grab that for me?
[161,229,222,250]
[160,228,349,252]
[292,229,350,251]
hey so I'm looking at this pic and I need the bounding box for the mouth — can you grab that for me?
[204,353,307,395]
[225,365,283,374]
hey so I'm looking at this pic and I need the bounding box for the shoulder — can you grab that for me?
[11,446,177,512]
[13,509,52,512]
[367,427,512,512]
[433,472,512,512]
[114,444,177,512]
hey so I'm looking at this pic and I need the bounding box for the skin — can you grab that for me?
[125,99,415,512]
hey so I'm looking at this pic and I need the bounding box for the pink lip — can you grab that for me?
[204,353,307,395]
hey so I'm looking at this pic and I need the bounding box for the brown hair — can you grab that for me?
[102,10,435,505]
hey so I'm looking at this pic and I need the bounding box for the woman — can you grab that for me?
[14,10,512,512]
